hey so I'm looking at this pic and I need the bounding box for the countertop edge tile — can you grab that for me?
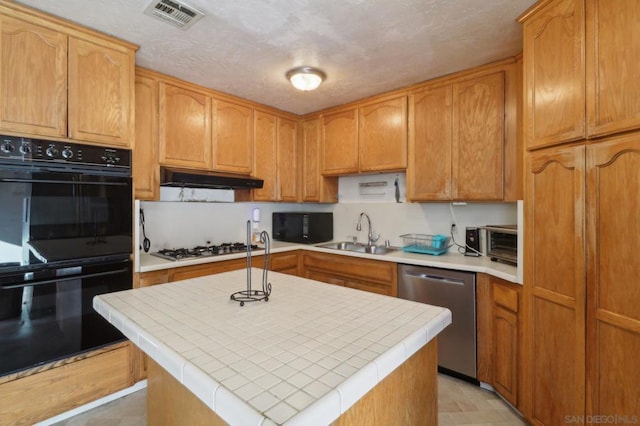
[183,362,220,411]
[283,389,341,426]
[336,362,378,414]
[373,342,406,381]
[215,385,266,426]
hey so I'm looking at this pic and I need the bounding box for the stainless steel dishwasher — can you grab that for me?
[398,264,477,381]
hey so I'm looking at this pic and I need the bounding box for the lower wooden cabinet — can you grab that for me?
[0,342,132,425]
[477,273,521,409]
[300,251,397,296]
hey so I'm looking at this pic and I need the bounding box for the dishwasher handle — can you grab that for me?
[403,271,465,286]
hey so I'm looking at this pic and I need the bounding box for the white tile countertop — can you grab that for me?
[138,240,521,284]
[94,269,452,425]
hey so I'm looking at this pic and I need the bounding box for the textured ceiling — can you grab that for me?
[16,0,535,115]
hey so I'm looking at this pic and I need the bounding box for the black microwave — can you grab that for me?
[272,212,333,244]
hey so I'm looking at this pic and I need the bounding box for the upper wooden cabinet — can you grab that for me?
[277,117,298,201]
[158,81,212,170]
[252,110,277,201]
[301,117,338,203]
[321,108,359,175]
[253,113,299,202]
[585,0,640,138]
[213,100,253,174]
[0,3,136,146]
[407,85,452,200]
[408,67,510,201]
[0,15,67,137]
[321,97,408,176]
[521,0,640,149]
[358,96,407,172]
[68,37,134,147]
[521,0,585,149]
[452,71,505,200]
[133,71,159,200]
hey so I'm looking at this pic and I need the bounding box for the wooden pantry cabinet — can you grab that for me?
[0,2,136,146]
[408,62,516,201]
[300,117,338,203]
[521,0,640,150]
[300,251,397,296]
[523,135,640,425]
[158,81,212,170]
[477,274,521,409]
[522,144,586,425]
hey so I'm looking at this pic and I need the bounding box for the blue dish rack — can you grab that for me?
[400,233,450,256]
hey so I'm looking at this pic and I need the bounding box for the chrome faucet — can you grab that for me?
[356,212,380,246]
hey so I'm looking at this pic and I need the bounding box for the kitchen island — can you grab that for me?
[94,268,451,425]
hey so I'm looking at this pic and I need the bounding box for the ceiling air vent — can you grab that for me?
[143,0,205,30]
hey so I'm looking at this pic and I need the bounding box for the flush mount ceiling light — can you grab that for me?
[286,66,326,91]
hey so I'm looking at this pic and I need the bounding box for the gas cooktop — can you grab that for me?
[151,242,261,261]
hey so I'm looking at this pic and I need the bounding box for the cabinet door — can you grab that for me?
[522,0,585,149]
[133,73,159,200]
[301,118,338,203]
[68,37,133,146]
[407,85,452,201]
[0,16,67,137]
[158,82,211,169]
[493,281,519,408]
[277,117,298,202]
[523,145,585,424]
[253,110,277,201]
[494,305,518,406]
[452,71,504,200]
[213,100,253,174]
[358,96,407,173]
[301,118,320,201]
[321,108,358,175]
[586,134,640,420]
[586,0,640,138]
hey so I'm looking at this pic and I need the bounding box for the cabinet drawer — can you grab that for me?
[269,252,299,274]
[493,282,519,312]
[302,252,395,284]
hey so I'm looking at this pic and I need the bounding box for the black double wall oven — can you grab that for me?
[0,135,132,376]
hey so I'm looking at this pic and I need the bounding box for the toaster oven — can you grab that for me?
[485,225,518,265]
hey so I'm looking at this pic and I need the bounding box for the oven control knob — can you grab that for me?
[0,142,14,153]
[61,148,73,159]
[45,146,59,158]
[19,144,31,155]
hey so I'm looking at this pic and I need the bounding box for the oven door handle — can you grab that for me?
[0,178,128,186]
[0,268,129,290]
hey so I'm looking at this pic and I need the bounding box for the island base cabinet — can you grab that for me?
[146,340,437,425]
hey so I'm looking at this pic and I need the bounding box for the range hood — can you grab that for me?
[160,167,263,190]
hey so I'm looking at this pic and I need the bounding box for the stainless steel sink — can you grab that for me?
[317,241,398,255]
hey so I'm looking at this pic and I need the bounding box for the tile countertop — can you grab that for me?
[94,269,452,425]
[138,240,521,284]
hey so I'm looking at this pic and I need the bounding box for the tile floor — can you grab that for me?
[53,374,526,425]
